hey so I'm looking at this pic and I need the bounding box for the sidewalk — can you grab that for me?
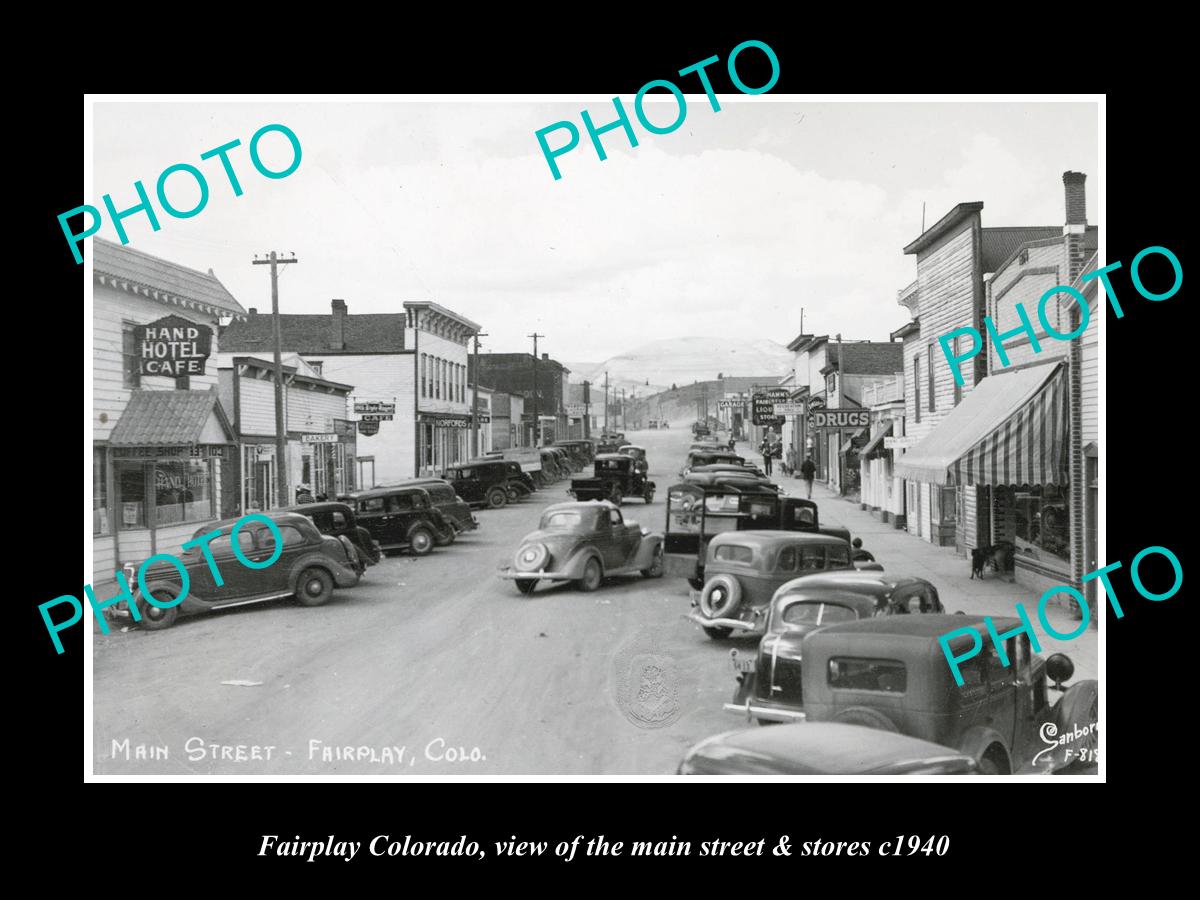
[797,480,1098,685]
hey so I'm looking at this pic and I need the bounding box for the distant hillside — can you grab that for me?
[630,376,784,428]
[568,336,792,400]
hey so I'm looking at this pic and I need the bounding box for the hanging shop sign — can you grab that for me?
[884,436,917,450]
[354,401,396,415]
[809,409,870,429]
[134,315,213,376]
[773,402,806,416]
[752,392,785,427]
[358,420,380,436]
[566,404,586,417]
[358,414,394,422]
[301,433,340,444]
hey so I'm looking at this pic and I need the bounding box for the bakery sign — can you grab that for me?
[135,315,212,376]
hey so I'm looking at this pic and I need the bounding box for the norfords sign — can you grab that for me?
[135,315,212,376]
[809,409,870,429]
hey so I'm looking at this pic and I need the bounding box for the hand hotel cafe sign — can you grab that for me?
[135,315,212,376]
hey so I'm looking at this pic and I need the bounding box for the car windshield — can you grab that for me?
[781,601,858,627]
[542,511,584,529]
[713,544,753,563]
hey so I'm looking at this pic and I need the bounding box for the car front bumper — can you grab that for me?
[497,567,575,583]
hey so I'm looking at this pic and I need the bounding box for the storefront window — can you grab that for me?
[116,461,148,530]
[153,460,214,526]
[1009,484,1069,562]
[93,448,109,535]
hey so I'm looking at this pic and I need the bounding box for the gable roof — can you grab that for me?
[220,312,408,354]
[93,237,246,318]
[109,388,234,446]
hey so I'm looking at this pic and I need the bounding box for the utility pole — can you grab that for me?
[528,332,545,446]
[470,331,488,458]
[603,371,610,433]
[583,380,591,438]
[252,251,298,508]
[620,389,626,430]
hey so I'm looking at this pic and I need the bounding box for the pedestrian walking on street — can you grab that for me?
[800,455,816,498]
[785,447,796,477]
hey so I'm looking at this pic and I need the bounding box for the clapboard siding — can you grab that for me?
[93,282,223,442]
[312,353,416,483]
[987,240,1069,372]
[287,385,347,433]
[238,377,277,435]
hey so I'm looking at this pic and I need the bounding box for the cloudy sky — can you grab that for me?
[91,99,1098,364]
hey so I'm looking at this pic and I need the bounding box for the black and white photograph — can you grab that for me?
[79,94,1105,779]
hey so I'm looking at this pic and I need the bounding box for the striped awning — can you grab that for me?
[895,362,1067,487]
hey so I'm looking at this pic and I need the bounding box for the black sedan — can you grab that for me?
[678,723,977,775]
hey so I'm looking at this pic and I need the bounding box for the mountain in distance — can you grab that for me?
[566,336,793,397]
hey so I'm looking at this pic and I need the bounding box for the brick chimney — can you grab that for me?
[330,299,347,350]
[248,307,257,316]
[1063,171,1087,225]
[542,352,549,361]
[1062,171,1088,283]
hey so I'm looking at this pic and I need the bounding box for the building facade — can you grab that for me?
[470,352,571,445]
[220,298,481,484]
[216,354,357,508]
[92,238,245,591]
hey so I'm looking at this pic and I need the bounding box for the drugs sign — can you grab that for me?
[809,409,870,429]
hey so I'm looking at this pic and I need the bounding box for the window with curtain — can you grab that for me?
[122,324,142,389]
[93,448,109,534]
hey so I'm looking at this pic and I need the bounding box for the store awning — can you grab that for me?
[108,388,233,446]
[861,420,894,459]
[839,426,869,454]
[895,362,1067,487]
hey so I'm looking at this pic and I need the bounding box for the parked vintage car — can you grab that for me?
[677,722,978,775]
[347,486,456,555]
[498,500,665,594]
[552,439,596,469]
[682,449,745,475]
[124,512,360,630]
[665,483,854,589]
[443,459,528,509]
[688,531,873,640]
[693,421,711,437]
[570,453,656,505]
[797,614,1098,774]
[725,572,945,724]
[283,501,381,572]
[380,478,479,539]
[550,446,578,474]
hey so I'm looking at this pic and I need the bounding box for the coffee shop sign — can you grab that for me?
[136,315,212,377]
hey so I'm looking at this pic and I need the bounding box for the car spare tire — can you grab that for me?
[699,575,741,619]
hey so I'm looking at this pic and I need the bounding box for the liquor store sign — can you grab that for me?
[135,315,212,376]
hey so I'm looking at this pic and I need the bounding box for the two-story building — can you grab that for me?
[895,173,1096,595]
[469,352,571,446]
[220,298,481,484]
[215,354,357,508]
[92,238,245,591]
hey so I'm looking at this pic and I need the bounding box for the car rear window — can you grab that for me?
[782,601,858,626]
[828,658,907,693]
[714,544,753,563]
[543,511,583,528]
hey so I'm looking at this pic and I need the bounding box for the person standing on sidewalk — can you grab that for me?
[800,455,816,499]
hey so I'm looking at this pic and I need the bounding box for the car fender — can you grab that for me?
[287,553,346,593]
[632,533,664,569]
[561,545,603,579]
[137,578,195,613]
[959,726,1012,772]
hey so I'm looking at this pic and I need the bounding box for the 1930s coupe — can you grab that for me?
[725,571,945,724]
[120,512,360,630]
[570,453,655,505]
[498,501,665,595]
[688,530,873,640]
[797,615,1098,774]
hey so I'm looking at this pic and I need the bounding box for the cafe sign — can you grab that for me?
[809,409,870,429]
[358,420,380,436]
[135,315,212,376]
